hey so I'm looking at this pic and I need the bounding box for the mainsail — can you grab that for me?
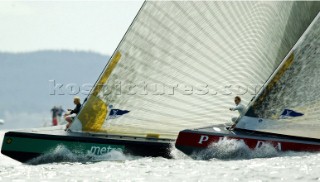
[237,12,320,138]
[70,1,320,139]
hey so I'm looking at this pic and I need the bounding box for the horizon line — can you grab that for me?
[0,49,110,56]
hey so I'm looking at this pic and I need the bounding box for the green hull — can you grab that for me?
[1,128,173,163]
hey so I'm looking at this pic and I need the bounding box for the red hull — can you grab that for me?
[175,125,320,157]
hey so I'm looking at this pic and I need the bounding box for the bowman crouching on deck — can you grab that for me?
[64,96,82,129]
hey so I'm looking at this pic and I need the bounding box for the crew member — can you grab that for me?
[64,97,82,129]
[229,96,246,126]
[51,106,59,126]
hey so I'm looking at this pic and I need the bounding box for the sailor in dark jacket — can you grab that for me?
[64,97,82,129]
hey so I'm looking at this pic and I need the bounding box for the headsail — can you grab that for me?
[71,1,320,139]
[70,52,121,132]
[237,13,320,138]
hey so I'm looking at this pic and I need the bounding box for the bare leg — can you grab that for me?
[64,115,72,129]
[66,122,71,129]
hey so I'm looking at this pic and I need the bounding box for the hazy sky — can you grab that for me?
[0,1,144,55]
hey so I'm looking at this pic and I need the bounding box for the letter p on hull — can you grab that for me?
[198,135,209,144]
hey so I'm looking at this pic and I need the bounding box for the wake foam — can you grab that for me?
[27,145,138,165]
[191,138,280,160]
[170,142,190,159]
[11,137,314,164]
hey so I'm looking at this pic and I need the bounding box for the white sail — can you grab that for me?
[237,13,320,138]
[70,1,320,139]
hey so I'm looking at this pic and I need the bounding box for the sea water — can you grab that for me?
[1,131,320,181]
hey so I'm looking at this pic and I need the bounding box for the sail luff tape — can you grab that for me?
[91,51,121,96]
[77,51,121,131]
[78,95,108,131]
[255,53,294,106]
